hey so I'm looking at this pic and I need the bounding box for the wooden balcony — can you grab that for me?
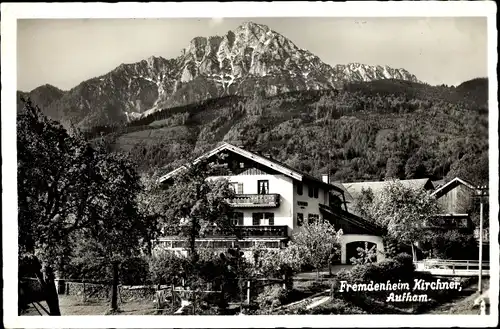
[203,225,288,238]
[228,194,280,208]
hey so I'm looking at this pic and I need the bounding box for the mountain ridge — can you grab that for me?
[18,21,423,129]
[85,77,488,187]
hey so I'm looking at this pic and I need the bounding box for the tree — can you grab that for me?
[369,180,440,261]
[353,187,375,219]
[350,242,377,265]
[18,99,96,315]
[251,242,301,279]
[67,150,149,281]
[17,98,149,314]
[287,220,343,280]
[159,156,236,263]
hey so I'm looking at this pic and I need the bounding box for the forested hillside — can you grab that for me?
[87,78,489,185]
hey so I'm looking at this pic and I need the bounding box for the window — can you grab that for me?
[308,214,320,224]
[231,212,244,226]
[229,182,243,194]
[252,212,274,225]
[297,183,303,195]
[239,162,245,169]
[257,180,269,194]
[313,187,319,199]
[297,213,304,226]
[308,185,313,198]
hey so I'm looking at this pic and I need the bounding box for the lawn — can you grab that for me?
[21,295,162,316]
[20,276,490,316]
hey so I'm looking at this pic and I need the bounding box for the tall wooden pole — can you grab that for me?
[478,186,484,294]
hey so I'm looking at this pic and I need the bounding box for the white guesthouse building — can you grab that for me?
[155,142,385,264]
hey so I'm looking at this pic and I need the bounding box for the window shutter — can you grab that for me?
[267,213,275,226]
[308,186,313,198]
[252,213,261,226]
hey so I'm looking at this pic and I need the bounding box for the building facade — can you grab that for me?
[155,142,385,264]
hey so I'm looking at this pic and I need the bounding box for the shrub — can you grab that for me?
[64,257,110,281]
[120,256,150,285]
[148,250,190,286]
[255,285,290,309]
[250,244,298,279]
[346,252,415,284]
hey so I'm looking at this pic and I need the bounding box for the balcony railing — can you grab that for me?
[203,225,288,238]
[155,239,286,250]
[227,194,280,208]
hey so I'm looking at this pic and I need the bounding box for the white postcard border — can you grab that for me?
[2,2,498,328]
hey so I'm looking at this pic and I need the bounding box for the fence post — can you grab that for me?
[246,280,251,305]
[110,261,119,311]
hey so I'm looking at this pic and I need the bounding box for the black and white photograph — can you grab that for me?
[2,2,498,328]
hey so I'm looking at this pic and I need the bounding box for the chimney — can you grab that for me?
[322,174,330,184]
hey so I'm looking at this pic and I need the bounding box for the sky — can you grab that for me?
[17,17,488,92]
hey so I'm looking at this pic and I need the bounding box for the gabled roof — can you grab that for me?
[319,204,384,236]
[342,178,434,204]
[430,177,477,198]
[158,142,344,193]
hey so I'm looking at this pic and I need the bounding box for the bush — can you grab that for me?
[148,251,190,286]
[120,256,150,285]
[393,252,415,272]
[425,230,479,260]
[333,252,417,310]
[64,257,110,281]
[345,252,415,284]
[255,285,290,309]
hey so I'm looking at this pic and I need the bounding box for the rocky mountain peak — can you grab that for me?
[22,21,423,128]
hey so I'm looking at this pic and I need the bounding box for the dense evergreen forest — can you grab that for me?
[90,78,488,185]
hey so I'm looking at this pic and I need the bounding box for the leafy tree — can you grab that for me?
[251,242,301,279]
[17,98,149,314]
[369,180,440,261]
[159,156,236,263]
[350,242,377,265]
[148,250,191,286]
[423,230,478,260]
[385,156,405,179]
[66,149,149,282]
[287,220,343,280]
[353,187,375,219]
